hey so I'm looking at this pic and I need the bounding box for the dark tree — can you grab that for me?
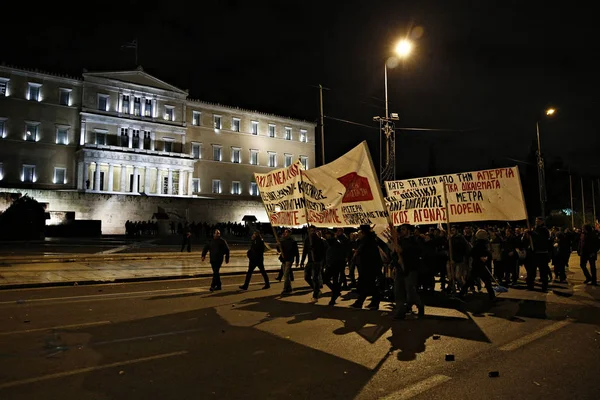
[0,194,47,240]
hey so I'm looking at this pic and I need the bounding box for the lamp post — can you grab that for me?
[376,38,413,185]
[536,107,555,218]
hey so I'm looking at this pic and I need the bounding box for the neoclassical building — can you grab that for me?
[0,65,316,202]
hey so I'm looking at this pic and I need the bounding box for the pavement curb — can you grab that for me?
[0,266,300,291]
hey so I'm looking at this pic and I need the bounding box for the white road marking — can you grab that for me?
[380,375,452,400]
[0,321,111,336]
[499,319,573,351]
[0,351,188,390]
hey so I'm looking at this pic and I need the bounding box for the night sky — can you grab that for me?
[4,0,599,181]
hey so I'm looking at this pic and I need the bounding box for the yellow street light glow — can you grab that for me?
[546,108,556,116]
[395,39,413,58]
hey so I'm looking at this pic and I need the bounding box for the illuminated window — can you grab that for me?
[214,115,222,129]
[231,147,241,164]
[27,83,41,101]
[251,121,258,135]
[212,179,221,194]
[164,140,173,152]
[120,128,129,147]
[0,119,6,138]
[98,94,109,111]
[192,178,200,193]
[300,129,307,142]
[300,155,309,170]
[23,164,35,183]
[284,127,292,140]
[95,130,107,145]
[164,106,174,121]
[268,124,275,138]
[192,143,201,159]
[56,127,68,145]
[144,99,153,116]
[59,88,71,106]
[268,152,277,167]
[232,181,241,195]
[284,153,293,167]
[192,111,201,126]
[250,149,258,165]
[212,145,222,161]
[232,118,240,132]
[25,122,39,142]
[250,182,259,196]
[54,167,66,184]
[133,97,141,116]
[122,95,130,113]
[0,79,8,96]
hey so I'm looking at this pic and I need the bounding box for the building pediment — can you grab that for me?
[83,67,188,95]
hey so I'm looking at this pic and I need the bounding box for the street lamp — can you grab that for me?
[536,107,556,219]
[377,38,413,184]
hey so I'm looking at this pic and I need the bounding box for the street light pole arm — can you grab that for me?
[384,63,389,120]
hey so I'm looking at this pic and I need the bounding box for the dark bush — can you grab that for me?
[0,195,47,240]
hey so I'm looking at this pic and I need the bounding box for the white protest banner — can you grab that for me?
[385,182,447,226]
[385,166,527,224]
[300,141,390,230]
[254,161,306,227]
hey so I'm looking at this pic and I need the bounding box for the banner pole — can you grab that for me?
[515,166,534,250]
[443,183,455,293]
[254,173,286,261]
[363,141,403,272]
[298,166,316,264]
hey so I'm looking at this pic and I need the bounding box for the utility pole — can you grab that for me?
[319,84,325,166]
[569,173,575,229]
[581,176,586,225]
[535,121,547,218]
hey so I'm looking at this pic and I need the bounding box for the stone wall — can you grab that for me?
[0,189,268,234]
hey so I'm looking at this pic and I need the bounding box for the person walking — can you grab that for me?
[279,229,300,295]
[579,224,599,285]
[181,226,192,252]
[458,229,496,302]
[201,229,230,292]
[529,217,552,292]
[323,229,347,305]
[350,225,383,310]
[239,231,271,290]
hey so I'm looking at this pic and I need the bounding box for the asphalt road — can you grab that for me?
[0,272,599,399]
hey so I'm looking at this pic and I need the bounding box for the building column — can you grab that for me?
[107,164,114,192]
[187,171,194,195]
[120,164,127,192]
[178,169,184,196]
[83,162,90,190]
[155,168,162,194]
[140,167,146,193]
[128,133,133,149]
[94,163,101,191]
[133,166,139,193]
[80,119,86,146]
[167,169,173,195]
[77,161,84,189]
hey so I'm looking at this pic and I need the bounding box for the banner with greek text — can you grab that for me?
[385,182,448,226]
[300,141,390,230]
[254,161,307,227]
[385,166,527,224]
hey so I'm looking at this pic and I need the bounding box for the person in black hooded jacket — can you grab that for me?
[459,229,495,301]
[239,231,271,290]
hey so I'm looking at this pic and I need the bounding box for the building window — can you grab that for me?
[250,182,259,196]
[98,94,109,111]
[251,121,258,135]
[284,153,293,167]
[268,124,276,138]
[144,99,153,117]
[164,140,173,152]
[23,164,35,183]
[192,143,201,159]
[54,167,66,184]
[231,147,241,164]
[27,83,41,101]
[134,97,141,116]
[143,131,152,149]
[192,111,201,126]
[120,128,129,147]
[0,162,3,180]
[268,152,277,168]
[231,181,241,195]
[300,129,307,142]
[214,115,222,129]
[95,130,107,145]
[284,127,292,140]
[25,123,39,142]
[59,88,71,106]
[164,106,174,121]
[0,119,6,138]
[300,156,309,170]
[192,178,200,193]
[0,79,8,96]
[132,130,140,148]
[56,127,68,145]
[212,145,222,161]
[232,118,240,132]
[212,179,221,194]
[250,149,258,165]
[122,95,130,113]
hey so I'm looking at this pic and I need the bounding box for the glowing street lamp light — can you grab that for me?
[536,107,557,218]
[545,108,556,116]
[394,39,413,58]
